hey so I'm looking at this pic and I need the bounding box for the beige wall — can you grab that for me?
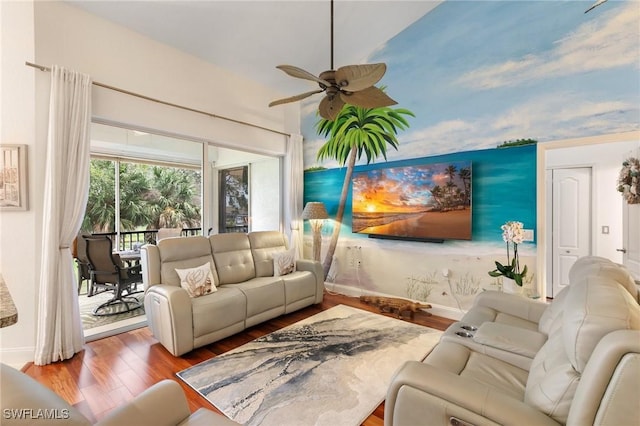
[0,0,299,367]
[0,0,38,368]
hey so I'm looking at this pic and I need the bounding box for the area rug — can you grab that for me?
[177,304,442,426]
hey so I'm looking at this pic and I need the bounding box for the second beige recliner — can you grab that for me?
[385,257,640,426]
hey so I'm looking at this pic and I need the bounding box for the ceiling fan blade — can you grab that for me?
[335,63,387,92]
[276,65,331,87]
[319,95,345,120]
[269,89,324,107]
[340,86,397,109]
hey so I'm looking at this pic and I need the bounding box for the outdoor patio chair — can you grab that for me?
[75,232,95,296]
[82,235,143,316]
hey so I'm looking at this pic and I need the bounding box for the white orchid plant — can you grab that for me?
[488,220,528,286]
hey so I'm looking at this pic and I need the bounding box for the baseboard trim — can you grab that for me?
[323,283,465,321]
[0,346,36,370]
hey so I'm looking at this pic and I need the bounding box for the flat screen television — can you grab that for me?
[351,160,472,242]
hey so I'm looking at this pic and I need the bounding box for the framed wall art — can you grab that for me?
[0,144,28,211]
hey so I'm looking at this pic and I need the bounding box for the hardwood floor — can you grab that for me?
[22,292,454,425]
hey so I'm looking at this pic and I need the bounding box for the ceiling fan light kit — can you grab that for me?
[268,1,397,120]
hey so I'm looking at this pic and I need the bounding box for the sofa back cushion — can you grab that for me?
[210,233,256,284]
[248,231,288,277]
[563,278,640,372]
[157,236,218,287]
[525,278,640,423]
[538,256,639,336]
[569,256,638,299]
[537,284,569,335]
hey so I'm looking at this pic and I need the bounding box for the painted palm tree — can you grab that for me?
[315,102,414,278]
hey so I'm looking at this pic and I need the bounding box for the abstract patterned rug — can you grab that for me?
[177,304,442,426]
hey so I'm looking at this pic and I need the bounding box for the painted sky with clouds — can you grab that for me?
[301,0,640,169]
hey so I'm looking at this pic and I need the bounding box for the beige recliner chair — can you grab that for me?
[439,256,639,370]
[385,259,640,426]
[1,363,239,426]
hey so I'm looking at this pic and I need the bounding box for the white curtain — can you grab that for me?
[285,134,304,259]
[35,66,92,365]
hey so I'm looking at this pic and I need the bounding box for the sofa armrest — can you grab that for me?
[470,291,548,324]
[568,330,640,425]
[141,244,160,291]
[0,363,91,426]
[96,380,190,426]
[144,285,194,356]
[385,361,561,426]
[296,259,324,304]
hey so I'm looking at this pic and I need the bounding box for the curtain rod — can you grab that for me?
[25,61,291,137]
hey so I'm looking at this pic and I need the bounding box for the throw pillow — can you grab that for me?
[175,262,217,298]
[273,248,296,277]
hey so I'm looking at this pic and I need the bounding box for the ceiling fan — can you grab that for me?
[268,0,397,120]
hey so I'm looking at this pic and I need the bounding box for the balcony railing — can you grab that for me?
[91,227,202,251]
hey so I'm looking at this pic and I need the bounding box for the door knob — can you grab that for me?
[616,248,627,253]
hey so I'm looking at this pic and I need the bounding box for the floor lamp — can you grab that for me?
[302,202,328,262]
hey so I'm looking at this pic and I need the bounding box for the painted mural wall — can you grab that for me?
[301,1,640,313]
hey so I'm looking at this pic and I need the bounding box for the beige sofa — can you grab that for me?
[141,231,324,356]
[0,363,238,425]
[385,256,640,425]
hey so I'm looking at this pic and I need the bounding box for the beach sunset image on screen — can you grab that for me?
[351,161,472,241]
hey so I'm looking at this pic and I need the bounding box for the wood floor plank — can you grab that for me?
[79,382,120,417]
[23,293,454,425]
[116,367,152,396]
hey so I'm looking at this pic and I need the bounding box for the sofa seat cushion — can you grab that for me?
[424,340,528,400]
[462,306,538,331]
[473,322,547,359]
[192,287,246,338]
[282,271,317,304]
[224,277,285,318]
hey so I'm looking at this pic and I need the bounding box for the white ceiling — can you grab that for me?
[67,1,440,95]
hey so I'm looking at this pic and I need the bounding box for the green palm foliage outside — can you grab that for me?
[315,102,414,278]
[147,167,201,229]
[119,163,154,230]
[81,159,201,233]
[83,160,117,232]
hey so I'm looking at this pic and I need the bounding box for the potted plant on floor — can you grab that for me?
[488,221,527,294]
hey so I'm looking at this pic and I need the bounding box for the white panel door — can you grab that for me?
[551,167,592,297]
[622,202,640,280]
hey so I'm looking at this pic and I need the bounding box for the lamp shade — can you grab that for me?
[302,202,328,220]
